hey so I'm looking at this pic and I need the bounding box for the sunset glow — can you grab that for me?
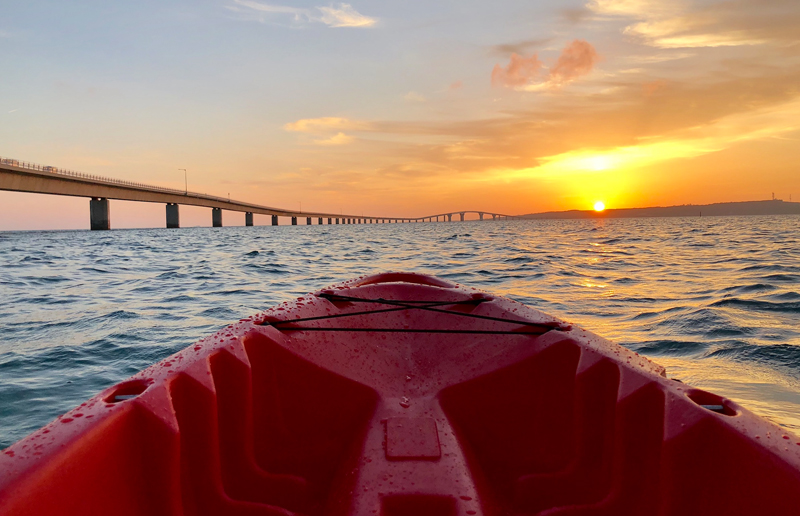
[1,0,799,229]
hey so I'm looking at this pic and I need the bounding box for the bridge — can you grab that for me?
[0,157,517,229]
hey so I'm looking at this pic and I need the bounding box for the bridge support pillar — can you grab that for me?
[318,217,323,225]
[212,208,222,227]
[166,203,180,229]
[245,212,253,226]
[90,198,110,230]
[479,212,484,221]
[292,217,297,225]
[492,214,497,220]
[447,214,452,222]
[272,215,278,226]
[336,218,339,224]
[328,218,332,224]
[459,212,465,221]
[307,217,312,225]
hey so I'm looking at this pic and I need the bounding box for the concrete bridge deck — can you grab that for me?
[0,157,517,229]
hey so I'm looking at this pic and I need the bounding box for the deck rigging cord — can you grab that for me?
[259,293,566,336]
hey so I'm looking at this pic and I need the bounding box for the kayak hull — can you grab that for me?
[2,272,799,516]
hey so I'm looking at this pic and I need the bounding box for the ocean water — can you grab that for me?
[1,216,799,449]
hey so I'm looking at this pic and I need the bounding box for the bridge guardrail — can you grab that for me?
[0,155,232,204]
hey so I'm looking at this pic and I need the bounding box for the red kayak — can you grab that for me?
[2,272,799,516]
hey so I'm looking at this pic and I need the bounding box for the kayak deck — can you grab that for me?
[2,272,799,515]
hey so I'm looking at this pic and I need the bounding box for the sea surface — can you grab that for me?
[1,216,800,448]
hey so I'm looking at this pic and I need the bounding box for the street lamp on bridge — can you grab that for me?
[178,169,187,194]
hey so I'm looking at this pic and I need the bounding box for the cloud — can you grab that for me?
[0,30,10,38]
[624,52,694,63]
[449,81,463,91]
[230,0,376,28]
[232,1,303,15]
[503,95,800,180]
[284,117,369,132]
[318,4,377,27]
[491,53,544,88]
[489,38,554,57]
[589,0,800,48]
[404,91,426,102]
[314,132,354,145]
[547,39,601,86]
[588,0,675,18]
[492,40,600,90]
[295,62,800,179]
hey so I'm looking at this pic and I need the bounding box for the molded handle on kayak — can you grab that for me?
[352,272,457,288]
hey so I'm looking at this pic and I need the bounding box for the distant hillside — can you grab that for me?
[520,200,800,220]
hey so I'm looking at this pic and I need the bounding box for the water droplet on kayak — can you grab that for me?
[399,396,410,408]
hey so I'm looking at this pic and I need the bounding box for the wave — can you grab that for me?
[711,298,800,313]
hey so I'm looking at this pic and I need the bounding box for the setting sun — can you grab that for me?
[594,201,606,212]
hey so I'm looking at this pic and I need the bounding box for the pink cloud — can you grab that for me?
[491,53,543,88]
[491,39,600,90]
[449,80,463,91]
[548,40,600,86]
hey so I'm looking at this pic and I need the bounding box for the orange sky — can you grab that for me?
[1,0,799,229]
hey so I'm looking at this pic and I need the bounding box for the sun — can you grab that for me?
[593,201,606,212]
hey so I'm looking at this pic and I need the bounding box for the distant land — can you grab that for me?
[520,200,800,220]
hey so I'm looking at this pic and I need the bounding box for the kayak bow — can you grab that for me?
[2,272,799,516]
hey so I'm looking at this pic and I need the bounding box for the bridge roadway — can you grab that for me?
[0,158,517,229]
